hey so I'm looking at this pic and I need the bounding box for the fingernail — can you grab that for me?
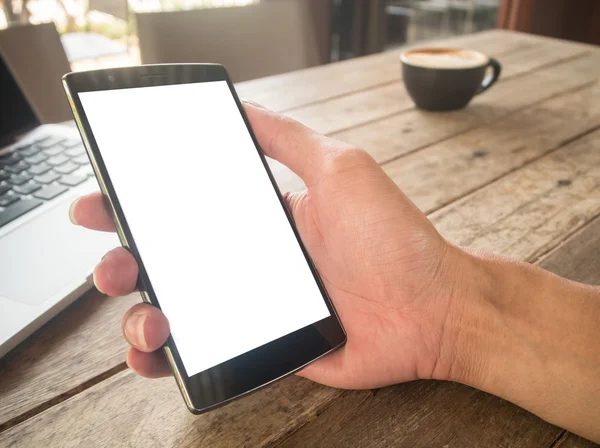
[68,199,79,225]
[92,255,107,294]
[92,268,105,295]
[125,313,147,350]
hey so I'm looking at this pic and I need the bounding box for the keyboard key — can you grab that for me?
[5,161,30,174]
[9,173,32,185]
[75,165,95,178]
[28,162,53,175]
[34,172,60,184]
[59,174,86,187]
[65,145,85,157]
[18,145,41,157]
[61,139,82,148]
[33,184,68,200]
[33,135,51,144]
[13,183,41,195]
[0,153,21,166]
[44,146,65,157]
[54,162,79,174]
[14,142,32,151]
[0,184,11,195]
[0,194,20,207]
[72,154,89,165]
[0,198,42,227]
[37,137,66,149]
[26,152,48,164]
[47,154,69,166]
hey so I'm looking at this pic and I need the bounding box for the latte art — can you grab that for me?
[402,49,488,69]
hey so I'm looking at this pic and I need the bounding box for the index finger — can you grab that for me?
[243,102,347,187]
[69,192,116,232]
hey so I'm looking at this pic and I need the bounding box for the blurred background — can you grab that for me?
[0,0,598,103]
[0,0,505,73]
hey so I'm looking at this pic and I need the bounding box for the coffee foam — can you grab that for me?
[402,49,487,69]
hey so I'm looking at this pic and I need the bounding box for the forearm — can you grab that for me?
[445,248,600,442]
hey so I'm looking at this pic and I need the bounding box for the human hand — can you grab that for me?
[69,103,464,388]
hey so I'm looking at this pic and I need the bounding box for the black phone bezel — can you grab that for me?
[62,64,346,414]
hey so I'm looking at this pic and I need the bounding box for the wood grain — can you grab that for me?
[340,51,600,165]
[384,81,600,214]
[538,216,600,285]
[278,383,562,448]
[0,290,138,428]
[431,128,600,261]
[0,370,342,448]
[552,432,600,448]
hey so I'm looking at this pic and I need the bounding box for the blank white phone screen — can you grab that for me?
[79,81,330,377]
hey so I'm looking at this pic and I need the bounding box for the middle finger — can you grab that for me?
[70,192,115,232]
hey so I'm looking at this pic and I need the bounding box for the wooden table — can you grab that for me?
[1,29,600,447]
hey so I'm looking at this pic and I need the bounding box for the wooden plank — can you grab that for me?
[0,370,342,448]
[552,432,600,448]
[505,29,600,53]
[278,383,561,448]
[0,291,138,428]
[235,30,537,112]
[339,51,600,165]
[383,80,600,215]
[537,216,600,285]
[285,38,588,135]
[430,128,600,261]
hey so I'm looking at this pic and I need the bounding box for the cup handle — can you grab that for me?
[477,58,502,95]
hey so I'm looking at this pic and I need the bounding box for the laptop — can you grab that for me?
[0,51,118,358]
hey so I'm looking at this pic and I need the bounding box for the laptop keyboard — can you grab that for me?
[0,134,94,228]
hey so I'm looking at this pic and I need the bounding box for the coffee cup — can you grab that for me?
[400,48,501,111]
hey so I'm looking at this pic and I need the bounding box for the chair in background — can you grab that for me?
[136,0,330,83]
[0,22,73,123]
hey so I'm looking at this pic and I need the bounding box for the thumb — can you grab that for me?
[243,102,342,187]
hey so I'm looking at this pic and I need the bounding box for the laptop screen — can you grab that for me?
[0,51,39,147]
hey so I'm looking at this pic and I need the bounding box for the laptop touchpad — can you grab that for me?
[0,198,118,306]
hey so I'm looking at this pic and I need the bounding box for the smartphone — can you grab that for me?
[62,64,346,414]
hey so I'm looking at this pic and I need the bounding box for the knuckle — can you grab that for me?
[325,147,375,174]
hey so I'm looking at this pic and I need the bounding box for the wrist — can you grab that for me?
[437,246,600,441]
[434,247,507,386]
[430,245,496,384]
